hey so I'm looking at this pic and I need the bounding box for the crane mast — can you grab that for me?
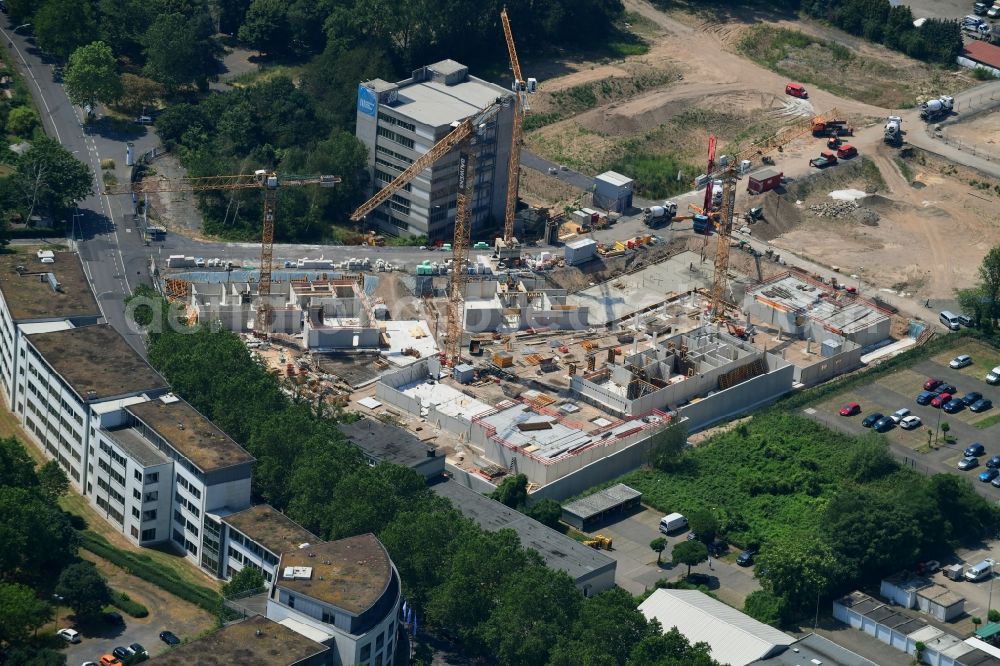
[500,7,525,250]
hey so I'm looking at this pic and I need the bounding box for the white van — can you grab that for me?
[659,512,688,534]
[965,559,994,582]
[987,365,1000,385]
[940,310,962,331]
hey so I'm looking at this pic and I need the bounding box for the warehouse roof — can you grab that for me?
[144,615,327,666]
[127,395,254,473]
[964,41,1000,70]
[29,324,168,402]
[0,252,99,322]
[432,479,615,583]
[750,633,877,666]
[562,483,641,522]
[339,417,437,469]
[222,505,317,557]
[276,534,394,615]
[640,589,794,666]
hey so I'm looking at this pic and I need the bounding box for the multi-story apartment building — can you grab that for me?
[219,504,317,584]
[356,59,515,240]
[267,535,401,666]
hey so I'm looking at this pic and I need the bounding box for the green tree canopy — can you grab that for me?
[687,509,719,545]
[527,498,562,529]
[672,540,708,577]
[56,562,111,620]
[13,136,93,221]
[0,437,39,489]
[0,583,52,645]
[650,537,667,565]
[142,12,214,89]
[490,473,528,509]
[755,537,838,613]
[65,42,123,110]
[35,0,97,60]
[238,0,290,55]
[649,422,688,471]
[221,567,265,597]
[37,461,69,502]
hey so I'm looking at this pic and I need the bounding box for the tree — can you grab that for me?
[55,562,111,620]
[844,436,897,483]
[13,137,92,221]
[743,589,787,627]
[64,42,123,110]
[629,626,722,666]
[0,583,52,645]
[649,422,688,471]
[0,487,78,579]
[34,0,98,60]
[37,461,69,502]
[221,567,265,597]
[490,474,528,509]
[143,12,214,90]
[526,498,562,529]
[479,565,581,666]
[549,587,659,666]
[0,437,39,489]
[650,537,667,565]
[7,107,37,137]
[978,246,1000,327]
[672,540,708,577]
[755,537,838,614]
[687,509,719,545]
[237,0,290,55]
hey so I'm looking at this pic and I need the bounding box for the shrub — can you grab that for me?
[110,589,149,618]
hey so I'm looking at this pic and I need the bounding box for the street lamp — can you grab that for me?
[72,208,83,241]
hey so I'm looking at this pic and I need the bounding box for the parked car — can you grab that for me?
[916,391,937,406]
[959,456,980,470]
[931,392,953,408]
[958,314,973,327]
[984,469,1000,483]
[159,631,180,646]
[104,611,124,625]
[839,402,861,416]
[56,628,80,644]
[972,398,994,413]
[993,475,1000,488]
[900,415,922,430]
[129,643,147,657]
[967,442,987,457]
[862,412,884,428]
[950,355,973,369]
[987,365,1000,385]
[890,408,911,423]
[986,456,1000,469]
[708,540,728,557]
[916,560,942,575]
[962,391,984,406]
[874,416,895,432]
[112,647,133,660]
[924,378,943,391]
[98,657,121,666]
[737,546,759,567]
[943,399,965,413]
[686,572,713,586]
[938,383,957,395]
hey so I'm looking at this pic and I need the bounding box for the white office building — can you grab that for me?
[356,60,515,240]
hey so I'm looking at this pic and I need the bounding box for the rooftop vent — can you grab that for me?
[177,423,185,430]
[86,390,97,400]
[282,566,313,580]
[297,542,311,549]
[255,629,263,638]
[160,393,180,404]
[44,273,62,292]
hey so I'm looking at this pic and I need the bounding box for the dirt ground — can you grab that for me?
[764,145,1000,299]
[523,0,962,183]
[944,106,1000,151]
[142,154,209,236]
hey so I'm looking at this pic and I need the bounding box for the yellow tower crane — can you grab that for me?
[105,170,340,332]
[351,99,510,365]
[707,108,838,319]
[496,6,530,262]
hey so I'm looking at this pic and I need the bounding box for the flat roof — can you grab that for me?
[127,396,254,473]
[28,324,168,402]
[747,273,889,335]
[432,479,615,582]
[566,238,598,249]
[749,168,781,181]
[0,252,99,321]
[339,417,436,469]
[964,41,1000,70]
[103,427,170,468]
[596,171,633,187]
[380,67,511,128]
[276,534,393,615]
[562,483,642,521]
[143,615,327,666]
[751,633,877,665]
[222,505,317,556]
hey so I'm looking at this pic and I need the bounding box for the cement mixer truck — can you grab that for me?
[920,96,954,121]
[643,201,678,228]
[884,116,902,146]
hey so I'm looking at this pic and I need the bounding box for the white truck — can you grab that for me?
[643,201,678,227]
[659,513,688,534]
[884,116,902,145]
[920,96,954,121]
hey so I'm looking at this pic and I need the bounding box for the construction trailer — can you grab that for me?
[747,168,783,194]
[593,171,634,213]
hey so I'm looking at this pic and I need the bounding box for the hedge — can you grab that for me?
[110,589,149,618]
[80,530,222,614]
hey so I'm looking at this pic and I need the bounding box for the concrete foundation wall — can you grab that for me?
[306,326,380,350]
[795,345,863,387]
[679,356,793,431]
[465,307,505,332]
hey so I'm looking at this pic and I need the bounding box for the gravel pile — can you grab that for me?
[808,200,880,225]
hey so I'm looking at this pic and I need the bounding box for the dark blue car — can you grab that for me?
[972,398,994,413]
[916,391,937,405]
[962,391,984,406]
[966,443,986,457]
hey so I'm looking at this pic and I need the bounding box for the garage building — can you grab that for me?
[561,483,642,531]
[593,171,634,213]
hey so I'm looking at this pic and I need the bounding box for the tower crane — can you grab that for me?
[497,6,531,261]
[707,108,838,319]
[105,170,340,332]
[350,99,510,365]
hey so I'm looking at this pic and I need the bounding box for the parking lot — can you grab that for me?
[804,339,1000,500]
[59,553,216,664]
[579,505,760,606]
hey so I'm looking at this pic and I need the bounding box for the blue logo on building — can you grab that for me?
[357,85,377,117]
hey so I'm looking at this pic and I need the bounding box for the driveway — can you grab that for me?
[804,340,1000,502]
[59,552,216,664]
[580,505,760,606]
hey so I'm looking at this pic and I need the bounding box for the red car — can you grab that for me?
[839,402,861,416]
[785,82,808,98]
[924,378,942,391]
[931,392,953,408]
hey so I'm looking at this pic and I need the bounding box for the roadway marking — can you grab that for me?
[0,27,61,143]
